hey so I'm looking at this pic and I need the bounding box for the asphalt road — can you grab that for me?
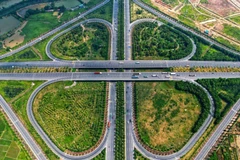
[27,79,110,159]
[131,81,215,160]
[0,96,47,160]
[0,72,239,81]
[0,60,239,69]
[133,0,240,56]
[106,0,118,159]
[0,0,110,60]
[129,19,196,61]
[195,99,240,160]
[45,18,113,61]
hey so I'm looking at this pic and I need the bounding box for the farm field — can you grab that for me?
[51,23,110,60]
[134,81,206,152]
[0,16,21,36]
[209,116,240,160]
[132,22,192,60]
[180,5,211,22]
[0,81,59,160]
[33,81,107,152]
[0,111,31,160]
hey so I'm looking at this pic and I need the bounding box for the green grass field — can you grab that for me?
[0,111,31,160]
[86,0,113,22]
[132,22,192,60]
[223,24,240,41]
[0,81,59,160]
[134,82,201,152]
[215,37,240,52]
[22,13,61,43]
[0,48,40,62]
[180,5,211,22]
[51,23,109,60]
[191,42,240,61]
[33,81,107,152]
[229,15,240,25]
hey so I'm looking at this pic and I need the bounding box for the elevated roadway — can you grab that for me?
[0,60,239,69]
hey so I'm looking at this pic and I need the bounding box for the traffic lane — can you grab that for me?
[0,96,47,160]
[195,99,240,159]
[0,72,239,80]
[0,0,110,60]
[0,61,239,68]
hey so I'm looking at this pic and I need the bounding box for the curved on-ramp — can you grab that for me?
[129,18,196,61]
[131,80,214,160]
[133,0,240,56]
[0,0,110,60]
[27,79,109,159]
[46,19,113,61]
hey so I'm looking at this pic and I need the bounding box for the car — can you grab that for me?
[135,62,140,64]
[152,74,157,77]
[143,76,148,78]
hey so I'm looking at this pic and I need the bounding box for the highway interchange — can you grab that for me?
[0,0,240,159]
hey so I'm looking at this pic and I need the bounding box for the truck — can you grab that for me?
[133,73,141,76]
[94,72,102,74]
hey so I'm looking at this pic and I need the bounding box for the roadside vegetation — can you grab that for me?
[115,82,125,160]
[86,0,113,22]
[171,67,240,72]
[92,149,105,160]
[0,48,40,62]
[229,15,240,25]
[0,111,31,160]
[132,22,192,60]
[134,81,209,152]
[51,23,109,60]
[0,81,58,159]
[130,1,156,22]
[117,0,124,60]
[134,148,149,160]
[187,32,240,61]
[197,78,240,124]
[222,24,240,42]
[33,81,107,152]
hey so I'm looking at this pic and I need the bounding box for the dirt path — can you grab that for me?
[10,86,33,104]
[31,46,43,60]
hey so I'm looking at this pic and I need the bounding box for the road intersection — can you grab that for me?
[0,0,239,159]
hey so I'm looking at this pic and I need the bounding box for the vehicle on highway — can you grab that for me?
[108,121,111,129]
[135,62,140,64]
[189,74,196,77]
[133,73,141,76]
[170,72,176,75]
[151,74,157,77]
[165,75,171,78]
[162,72,168,74]
[94,72,102,74]
[186,65,190,67]
[132,75,139,79]
[119,61,124,64]
[143,75,148,78]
